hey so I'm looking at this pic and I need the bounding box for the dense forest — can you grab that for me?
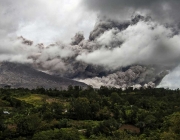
[0,86,180,140]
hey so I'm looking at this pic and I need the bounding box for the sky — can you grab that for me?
[1,0,180,89]
[0,0,96,44]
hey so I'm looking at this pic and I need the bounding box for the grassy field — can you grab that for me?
[15,94,62,106]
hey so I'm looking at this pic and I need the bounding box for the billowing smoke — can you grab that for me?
[75,66,167,89]
[21,16,174,89]
[71,32,85,45]
[1,0,180,89]
[0,15,179,89]
[77,19,180,69]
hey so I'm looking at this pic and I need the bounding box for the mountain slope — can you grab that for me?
[0,62,87,89]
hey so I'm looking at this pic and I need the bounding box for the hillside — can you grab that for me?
[0,62,87,89]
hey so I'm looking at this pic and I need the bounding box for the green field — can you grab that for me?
[16,94,60,106]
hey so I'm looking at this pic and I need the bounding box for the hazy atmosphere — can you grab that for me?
[1,0,180,89]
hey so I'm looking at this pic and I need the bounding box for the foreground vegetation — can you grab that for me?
[0,86,180,139]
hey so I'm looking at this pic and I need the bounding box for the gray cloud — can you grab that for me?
[81,0,180,24]
[0,0,96,44]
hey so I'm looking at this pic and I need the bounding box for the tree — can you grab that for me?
[165,112,180,134]
[96,106,111,120]
[110,92,122,105]
[71,97,91,120]
[32,128,79,140]
[94,118,119,136]
[144,115,157,128]
[50,102,63,119]
[17,114,41,136]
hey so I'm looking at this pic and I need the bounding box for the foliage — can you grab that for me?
[0,87,180,139]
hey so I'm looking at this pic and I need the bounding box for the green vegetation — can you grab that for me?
[16,94,61,106]
[0,86,180,139]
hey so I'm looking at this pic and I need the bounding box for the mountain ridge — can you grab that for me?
[0,62,87,89]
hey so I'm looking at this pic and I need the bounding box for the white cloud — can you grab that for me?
[0,37,37,63]
[77,21,180,69]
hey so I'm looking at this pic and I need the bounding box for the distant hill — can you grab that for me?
[0,62,87,89]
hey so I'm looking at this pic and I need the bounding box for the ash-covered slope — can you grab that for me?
[0,62,87,89]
